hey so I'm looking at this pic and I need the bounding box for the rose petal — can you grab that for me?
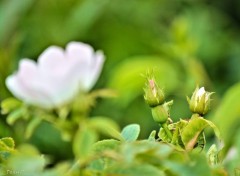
[38,46,66,76]
[6,59,54,108]
[81,50,105,90]
[66,42,94,66]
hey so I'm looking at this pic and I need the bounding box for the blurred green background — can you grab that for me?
[0,0,240,165]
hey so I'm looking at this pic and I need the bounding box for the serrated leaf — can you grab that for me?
[181,117,220,151]
[0,137,15,149]
[121,124,140,142]
[73,126,98,160]
[88,117,123,141]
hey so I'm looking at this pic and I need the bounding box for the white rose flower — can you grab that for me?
[6,42,105,109]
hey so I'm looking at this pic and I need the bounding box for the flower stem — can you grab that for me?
[161,123,172,139]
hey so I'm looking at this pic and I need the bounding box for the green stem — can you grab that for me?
[161,123,172,139]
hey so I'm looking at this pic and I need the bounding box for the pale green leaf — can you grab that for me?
[121,124,140,142]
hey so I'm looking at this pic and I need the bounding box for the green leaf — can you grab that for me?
[121,124,140,142]
[211,83,240,144]
[181,116,220,151]
[1,98,22,114]
[6,144,45,174]
[0,137,15,149]
[88,117,123,141]
[73,126,98,160]
[104,163,165,176]
[164,152,212,176]
[121,141,173,163]
[93,139,121,154]
[89,139,121,172]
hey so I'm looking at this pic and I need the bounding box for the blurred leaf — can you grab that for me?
[65,0,110,39]
[164,152,212,176]
[73,126,97,160]
[93,139,120,154]
[0,0,35,45]
[89,139,121,172]
[108,56,180,106]
[25,117,42,139]
[121,141,173,163]
[211,83,240,145]
[6,107,27,125]
[1,98,22,114]
[88,117,123,140]
[6,144,45,174]
[104,163,165,176]
[121,124,140,142]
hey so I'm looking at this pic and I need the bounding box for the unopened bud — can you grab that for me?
[144,78,164,107]
[187,87,213,115]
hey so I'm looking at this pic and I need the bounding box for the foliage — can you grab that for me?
[0,0,240,175]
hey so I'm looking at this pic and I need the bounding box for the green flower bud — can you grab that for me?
[187,87,213,115]
[144,78,165,107]
[151,101,173,124]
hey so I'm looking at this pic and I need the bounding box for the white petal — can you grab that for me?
[6,75,31,103]
[6,59,54,108]
[66,41,94,66]
[81,50,105,90]
[38,46,66,76]
[197,87,205,98]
